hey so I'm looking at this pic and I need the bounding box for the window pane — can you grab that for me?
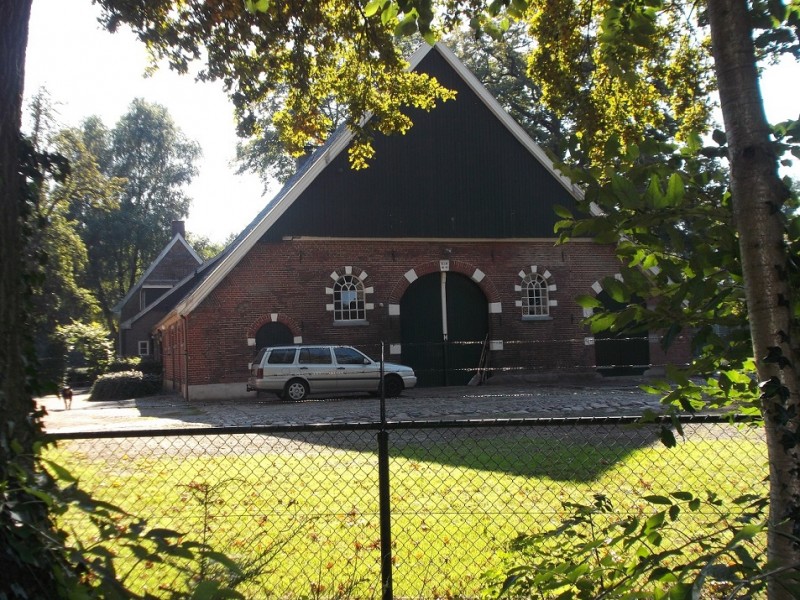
[333,275,366,321]
[299,348,332,364]
[268,349,297,364]
[522,274,549,316]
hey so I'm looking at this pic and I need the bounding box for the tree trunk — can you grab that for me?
[706,0,800,595]
[0,0,36,465]
[0,1,62,595]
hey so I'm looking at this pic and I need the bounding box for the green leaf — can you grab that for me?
[646,174,665,208]
[421,29,437,46]
[575,294,602,309]
[602,277,626,303]
[644,511,666,531]
[364,0,384,17]
[730,523,764,544]
[381,2,398,24]
[611,174,641,208]
[553,204,573,219]
[665,173,685,205]
[643,495,672,505]
[243,0,270,13]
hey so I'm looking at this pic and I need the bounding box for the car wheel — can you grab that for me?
[284,379,309,401]
[381,375,404,398]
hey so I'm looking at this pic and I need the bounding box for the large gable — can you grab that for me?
[266,46,579,240]
[171,43,583,316]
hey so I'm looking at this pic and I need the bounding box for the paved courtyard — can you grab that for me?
[40,377,671,434]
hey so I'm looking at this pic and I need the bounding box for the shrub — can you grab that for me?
[65,367,92,387]
[138,358,163,376]
[89,371,162,401]
[107,357,142,373]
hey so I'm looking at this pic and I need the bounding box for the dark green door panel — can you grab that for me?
[445,274,488,385]
[400,274,445,387]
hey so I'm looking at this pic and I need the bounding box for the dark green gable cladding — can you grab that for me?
[265,47,578,240]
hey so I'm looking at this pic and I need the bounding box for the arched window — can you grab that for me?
[333,274,366,321]
[522,273,549,316]
[516,267,556,318]
[327,267,373,323]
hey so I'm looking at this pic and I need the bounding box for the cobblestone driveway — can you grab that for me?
[40,377,669,434]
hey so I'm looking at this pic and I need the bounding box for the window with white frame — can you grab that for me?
[516,267,556,318]
[334,274,366,321]
[327,267,374,323]
[523,273,548,316]
[138,340,151,356]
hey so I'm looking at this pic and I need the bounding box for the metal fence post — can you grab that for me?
[378,341,393,599]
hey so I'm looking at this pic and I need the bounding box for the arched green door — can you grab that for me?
[400,272,488,386]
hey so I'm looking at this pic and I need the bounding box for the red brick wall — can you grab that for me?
[174,237,689,388]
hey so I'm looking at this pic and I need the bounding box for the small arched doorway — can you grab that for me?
[594,291,650,376]
[255,321,294,351]
[400,272,488,387]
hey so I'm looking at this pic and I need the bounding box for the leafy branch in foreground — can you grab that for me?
[3,442,282,599]
[482,490,796,599]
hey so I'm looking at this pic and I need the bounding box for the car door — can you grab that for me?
[262,347,297,390]
[296,347,336,393]
[333,346,379,392]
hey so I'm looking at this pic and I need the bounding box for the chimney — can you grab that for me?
[171,220,185,237]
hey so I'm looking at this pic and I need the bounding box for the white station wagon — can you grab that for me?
[247,345,417,401]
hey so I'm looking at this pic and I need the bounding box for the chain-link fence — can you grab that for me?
[46,416,766,598]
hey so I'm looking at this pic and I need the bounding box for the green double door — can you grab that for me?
[400,272,488,387]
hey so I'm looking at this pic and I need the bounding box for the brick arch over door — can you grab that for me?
[586,277,650,376]
[247,314,302,348]
[387,259,501,305]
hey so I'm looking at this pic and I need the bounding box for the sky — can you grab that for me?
[23,0,800,244]
[24,0,268,244]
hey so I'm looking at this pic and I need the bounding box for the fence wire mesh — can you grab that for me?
[46,417,766,599]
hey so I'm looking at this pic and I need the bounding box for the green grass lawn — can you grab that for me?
[47,424,767,598]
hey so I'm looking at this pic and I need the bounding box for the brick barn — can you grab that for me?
[150,43,686,400]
